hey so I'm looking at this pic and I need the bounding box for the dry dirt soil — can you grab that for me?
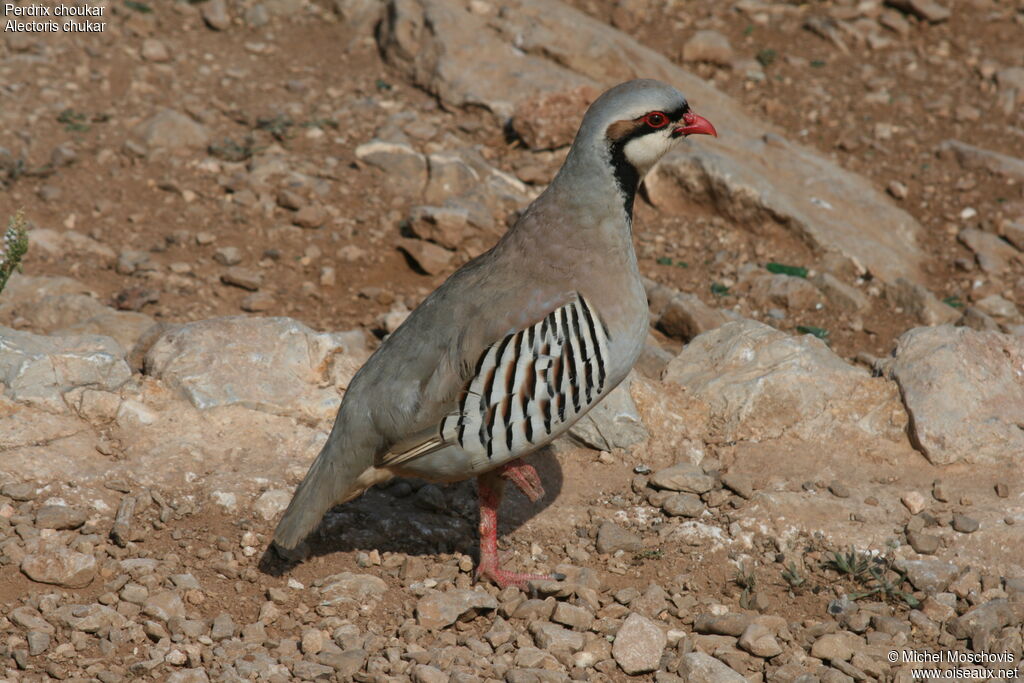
[4,0,1022,360]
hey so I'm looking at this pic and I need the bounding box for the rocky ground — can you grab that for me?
[1,0,1024,681]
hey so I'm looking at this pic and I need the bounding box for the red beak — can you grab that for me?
[675,111,717,138]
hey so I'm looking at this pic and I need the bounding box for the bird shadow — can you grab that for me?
[258,447,563,577]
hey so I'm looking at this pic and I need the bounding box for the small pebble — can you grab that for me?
[887,180,908,200]
[721,472,754,500]
[951,513,979,534]
[221,267,262,291]
[828,481,851,498]
[241,292,275,312]
[214,246,242,266]
[906,530,940,555]
[901,491,926,515]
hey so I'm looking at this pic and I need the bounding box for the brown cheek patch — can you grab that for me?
[606,119,644,141]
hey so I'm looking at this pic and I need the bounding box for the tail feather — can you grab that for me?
[272,429,375,551]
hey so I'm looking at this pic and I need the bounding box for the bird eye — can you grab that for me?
[643,112,668,128]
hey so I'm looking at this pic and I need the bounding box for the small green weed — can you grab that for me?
[208,137,259,162]
[633,548,664,563]
[301,118,339,130]
[256,115,294,141]
[0,211,30,294]
[796,325,829,341]
[766,262,808,278]
[57,108,90,132]
[829,547,919,608]
[781,561,805,589]
[942,295,964,309]
[756,48,777,67]
[735,564,757,609]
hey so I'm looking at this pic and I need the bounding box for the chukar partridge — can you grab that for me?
[273,79,717,588]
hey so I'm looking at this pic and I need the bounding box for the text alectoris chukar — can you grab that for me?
[273,79,717,588]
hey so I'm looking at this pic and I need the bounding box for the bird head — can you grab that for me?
[595,79,716,175]
[558,79,716,215]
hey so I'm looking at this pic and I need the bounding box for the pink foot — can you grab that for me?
[498,460,545,502]
[475,557,559,590]
[475,468,561,590]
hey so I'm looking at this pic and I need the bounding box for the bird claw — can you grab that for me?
[475,462,553,590]
[475,560,563,590]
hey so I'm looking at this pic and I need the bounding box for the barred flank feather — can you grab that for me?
[440,294,610,463]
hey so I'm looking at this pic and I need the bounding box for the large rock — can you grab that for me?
[355,140,428,196]
[568,372,649,451]
[143,590,187,622]
[319,572,389,607]
[252,489,293,521]
[424,148,534,214]
[682,30,734,66]
[379,0,585,120]
[0,274,93,325]
[611,612,666,675]
[415,589,498,630]
[512,86,600,150]
[678,651,746,682]
[595,521,642,554]
[9,606,55,634]
[897,559,961,593]
[958,228,1023,275]
[886,326,1024,465]
[741,272,825,311]
[940,139,1024,182]
[649,462,714,494]
[378,0,926,285]
[6,293,110,333]
[23,228,117,266]
[663,319,905,443]
[53,604,126,633]
[21,548,97,588]
[133,109,211,152]
[0,274,153,351]
[407,205,472,250]
[143,316,369,421]
[0,328,131,413]
[948,599,1020,644]
[627,372,710,467]
[657,292,729,341]
[886,278,960,326]
[54,310,156,356]
[166,670,211,683]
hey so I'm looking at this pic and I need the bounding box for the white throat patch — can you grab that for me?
[622,130,675,175]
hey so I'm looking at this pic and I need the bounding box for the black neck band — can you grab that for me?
[609,138,641,222]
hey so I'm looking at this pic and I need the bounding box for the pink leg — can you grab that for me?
[475,469,559,589]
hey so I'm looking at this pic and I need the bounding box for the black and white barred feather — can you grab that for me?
[439,294,610,462]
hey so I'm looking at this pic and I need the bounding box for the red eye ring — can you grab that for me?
[643,111,669,128]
